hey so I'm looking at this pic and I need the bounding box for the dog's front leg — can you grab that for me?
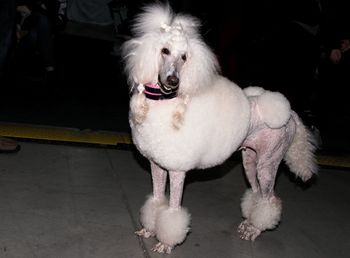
[152,171,190,254]
[136,162,168,238]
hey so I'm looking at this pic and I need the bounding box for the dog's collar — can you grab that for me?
[144,83,177,100]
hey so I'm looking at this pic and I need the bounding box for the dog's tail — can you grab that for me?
[284,112,318,181]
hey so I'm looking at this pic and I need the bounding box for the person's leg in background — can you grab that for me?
[0,0,16,78]
[0,0,21,153]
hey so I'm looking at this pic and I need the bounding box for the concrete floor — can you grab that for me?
[0,141,349,258]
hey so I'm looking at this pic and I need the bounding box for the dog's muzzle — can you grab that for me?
[158,74,179,95]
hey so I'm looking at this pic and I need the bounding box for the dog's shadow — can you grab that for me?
[186,153,243,185]
[130,147,318,191]
[131,147,243,186]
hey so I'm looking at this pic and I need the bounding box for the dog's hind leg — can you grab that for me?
[238,129,289,241]
[238,160,282,240]
[240,148,260,218]
[136,162,168,238]
[238,147,261,237]
[153,171,190,254]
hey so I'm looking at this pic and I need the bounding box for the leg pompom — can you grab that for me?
[240,189,259,219]
[140,195,168,232]
[155,207,191,248]
[250,196,282,231]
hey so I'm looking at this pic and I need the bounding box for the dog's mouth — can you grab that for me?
[158,81,179,95]
[158,75,179,96]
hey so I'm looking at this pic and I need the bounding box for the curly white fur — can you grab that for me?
[256,91,291,128]
[243,86,266,97]
[250,196,282,231]
[130,93,148,125]
[284,112,318,181]
[123,3,251,171]
[241,189,282,230]
[155,208,191,247]
[123,3,317,253]
[244,86,291,129]
[122,4,219,95]
[240,189,259,219]
[240,189,282,239]
[139,195,168,233]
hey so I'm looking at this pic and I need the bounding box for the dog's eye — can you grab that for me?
[161,48,170,55]
[181,54,187,62]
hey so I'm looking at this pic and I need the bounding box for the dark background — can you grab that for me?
[1,0,349,152]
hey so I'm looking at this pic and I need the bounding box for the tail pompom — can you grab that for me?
[284,112,318,181]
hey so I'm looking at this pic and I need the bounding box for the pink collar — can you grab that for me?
[144,83,177,100]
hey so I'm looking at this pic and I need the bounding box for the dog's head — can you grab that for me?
[122,3,220,97]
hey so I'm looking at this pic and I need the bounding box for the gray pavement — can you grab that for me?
[0,141,349,258]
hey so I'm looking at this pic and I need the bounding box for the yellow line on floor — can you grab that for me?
[317,155,350,168]
[0,122,349,168]
[0,123,132,146]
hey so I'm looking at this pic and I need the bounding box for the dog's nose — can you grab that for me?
[166,75,179,87]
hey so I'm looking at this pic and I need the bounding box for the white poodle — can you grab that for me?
[122,3,317,254]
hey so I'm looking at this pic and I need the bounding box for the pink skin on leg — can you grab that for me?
[242,148,259,193]
[151,162,167,201]
[239,148,261,239]
[253,125,293,199]
[136,162,168,238]
[152,171,186,253]
[256,162,279,198]
[169,171,186,210]
[244,125,293,198]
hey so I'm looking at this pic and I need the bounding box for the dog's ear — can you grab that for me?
[122,4,174,88]
[122,37,160,88]
[180,38,220,95]
[132,3,173,36]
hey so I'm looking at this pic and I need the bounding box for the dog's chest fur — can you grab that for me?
[130,77,251,172]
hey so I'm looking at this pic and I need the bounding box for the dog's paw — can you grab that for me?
[152,242,173,254]
[237,220,261,241]
[172,111,184,130]
[135,228,155,238]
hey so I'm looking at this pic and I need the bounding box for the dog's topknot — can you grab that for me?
[132,3,173,36]
[132,3,201,38]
